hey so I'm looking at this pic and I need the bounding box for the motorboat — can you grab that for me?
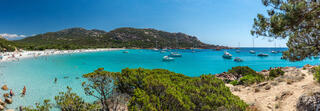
[169,52,182,57]
[123,51,129,53]
[163,56,174,61]
[257,53,269,57]
[234,57,243,62]
[222,51,232,59]
[249,50,256,54]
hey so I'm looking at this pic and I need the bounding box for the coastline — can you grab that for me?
[0,48,125,62]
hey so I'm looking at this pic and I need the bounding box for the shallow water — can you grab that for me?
[0,48,319,109]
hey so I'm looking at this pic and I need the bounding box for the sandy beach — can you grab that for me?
[0,48,125,62]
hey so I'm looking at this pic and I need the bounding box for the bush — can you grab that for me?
[227,66,257,77]
[226,66,265,86]
[313,66,320,83]
[238,74,265,86]
[230,80,239,86]
[269,68,284,79]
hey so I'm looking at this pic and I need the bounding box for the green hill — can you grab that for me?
[15,27,222,50]
[0,36,17,52]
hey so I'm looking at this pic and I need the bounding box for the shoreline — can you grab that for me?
[0,48,125,62]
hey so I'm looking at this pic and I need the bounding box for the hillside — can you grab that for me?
[0,36,17,52]
[15,27,223,50]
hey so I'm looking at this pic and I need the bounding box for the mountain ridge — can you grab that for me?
[13,27,229,50]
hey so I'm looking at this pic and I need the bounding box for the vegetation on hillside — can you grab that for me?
[0,37,17,52]
[251,0,320,61]
[13,27,221,50]
[23,68,248,111]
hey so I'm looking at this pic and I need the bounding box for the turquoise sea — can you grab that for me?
[1,48,320,109]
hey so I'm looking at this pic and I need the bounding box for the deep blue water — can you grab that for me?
[0,48,319,109]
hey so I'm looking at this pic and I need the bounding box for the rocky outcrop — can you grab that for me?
[215,72,237,82]
[1,85,8,91]
[297,92,320,111]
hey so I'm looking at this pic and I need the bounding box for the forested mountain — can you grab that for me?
[15,27,224,50]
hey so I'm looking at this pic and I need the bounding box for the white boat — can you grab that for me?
[222,51,232,59]
[160,50,166,53]
[234,57,243,62]
[153,48,159,51]
[271,50,277,53]
[163,56,174,61]
[249,50,256,54]
[257,53,269,57]
[169,52,182,57]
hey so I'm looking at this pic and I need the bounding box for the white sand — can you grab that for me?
[0,48,125,62]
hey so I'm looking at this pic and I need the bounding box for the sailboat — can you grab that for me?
[249,38,256,54]
[271,39,278,54]
[236,42,240,53]
[153,40,159,51]
[191,40,196,53]
[169,37,182,57]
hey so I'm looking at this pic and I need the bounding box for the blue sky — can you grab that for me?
[0,0,287,47]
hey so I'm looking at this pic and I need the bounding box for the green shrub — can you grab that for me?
[238,74,265,86]
[230,80,239,86]
[269,68,284,79]
[227,66,257,78]
[227,66,264,86]
[313,66,320,83]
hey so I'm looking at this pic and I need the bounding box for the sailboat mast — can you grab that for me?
[176,37,178,49]
[252,38,254,49]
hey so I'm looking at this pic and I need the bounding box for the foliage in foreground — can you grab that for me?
[115,68,248,111]
[82,68,118,110]
[24,68,247,111]
[227,66,265,86]
[251,0,320,61]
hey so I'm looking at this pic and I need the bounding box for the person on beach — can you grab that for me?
[22,86,26,96]
[10,89,14,97]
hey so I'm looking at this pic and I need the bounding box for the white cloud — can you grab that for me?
[0,33,27,40]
